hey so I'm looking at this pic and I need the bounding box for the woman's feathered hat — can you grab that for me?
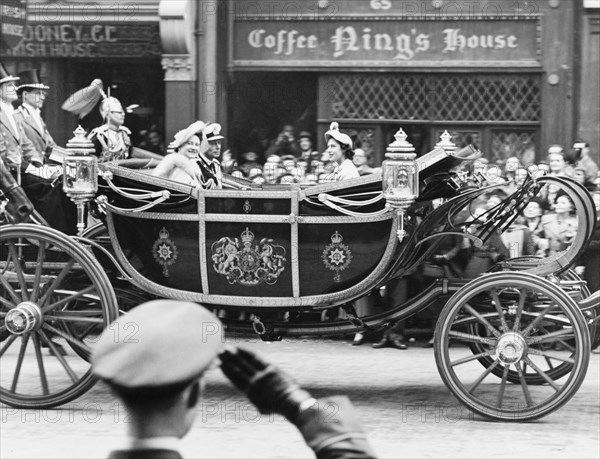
[62,79,123,120]
[324,122,353,149]
[168,120,209,153]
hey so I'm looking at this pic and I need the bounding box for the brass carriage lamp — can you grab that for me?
[382,128,418,242]
[63,125,98,235]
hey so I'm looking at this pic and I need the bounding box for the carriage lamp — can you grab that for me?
[382,128,418,242]
[63,125,98,235]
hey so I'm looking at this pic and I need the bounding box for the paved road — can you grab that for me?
[1,336,599,458]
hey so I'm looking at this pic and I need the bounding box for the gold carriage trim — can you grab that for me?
[322,231,353,282]
[152,227,179,277]
[211,227,286,286]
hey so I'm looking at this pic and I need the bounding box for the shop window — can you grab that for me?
[491,130,537,166]
[327,74,541,123]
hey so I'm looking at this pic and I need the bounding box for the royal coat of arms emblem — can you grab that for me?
[211,228,286,286]
[322,231,353,282]
[152,227,179,277]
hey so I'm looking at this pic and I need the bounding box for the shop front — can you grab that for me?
[0,1,164,147]
[227,0,577,166]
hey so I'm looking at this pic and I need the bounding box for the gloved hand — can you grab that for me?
[219,347,314,423]
[2,185,33,223]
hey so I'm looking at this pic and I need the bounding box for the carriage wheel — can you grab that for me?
[0,224,118,409]
[470,268,590,385]
[434,271,590,421]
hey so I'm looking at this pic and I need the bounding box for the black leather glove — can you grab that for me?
[219,347,313,423]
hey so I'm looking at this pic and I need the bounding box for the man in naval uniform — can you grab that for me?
[92,300,376,459]
[14,69,57,162]
[198,122,224,189]
[88,95,132,162]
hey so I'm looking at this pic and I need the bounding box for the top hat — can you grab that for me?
[0,62,19,85]
[16,69,49,93]
[324,122,353,149]
[203,123,224,142]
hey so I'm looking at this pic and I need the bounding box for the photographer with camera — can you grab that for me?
[92,300,376,459]
[265,124,302,159]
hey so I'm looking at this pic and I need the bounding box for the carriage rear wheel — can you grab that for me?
[434,271,590,421]
[0,224,118,409]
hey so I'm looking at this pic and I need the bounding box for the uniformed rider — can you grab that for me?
[88,96,131,162]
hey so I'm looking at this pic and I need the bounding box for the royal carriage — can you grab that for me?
[1,127,598,422]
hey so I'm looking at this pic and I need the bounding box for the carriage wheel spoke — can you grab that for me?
[38,259,75,308]
[516,361,534,407]
[464,303,502,338]
[0,295,15,309]
[73,322,102,341]
[38,329,79,384]
[448,330,496,345]
[512,288,527,332]
[11,334,30,392]
[41,286,97,313]
[527,348,575,365]
[527,328,574,345]
[42,323,90,355]
[30,243,47,303]
[0,334,18,358]
[490,290,509,333]
[44,313,104,324]
[0,269,21,305]
[31,333,50,395]
[451,349,496,366]
[522,356,560,391]
[496,364,511,408]
[521,303,560,338]
[469,359,499,393]
[7,242,29,302]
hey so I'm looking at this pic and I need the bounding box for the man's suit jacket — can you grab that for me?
[0,110,44,171]
[14,105,56,159]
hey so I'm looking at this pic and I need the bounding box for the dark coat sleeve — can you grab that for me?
[296,396,377,459]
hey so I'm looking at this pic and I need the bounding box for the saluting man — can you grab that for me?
[88,95,132,162]
[14,69,57,162]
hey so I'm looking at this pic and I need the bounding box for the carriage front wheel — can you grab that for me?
[434,271,590,422]
[0,224,118,408]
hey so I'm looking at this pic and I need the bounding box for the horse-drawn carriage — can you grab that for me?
[1,128,598,422]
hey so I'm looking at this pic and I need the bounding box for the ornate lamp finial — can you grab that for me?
[435,130,456,155]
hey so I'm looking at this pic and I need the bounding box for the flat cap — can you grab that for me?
[92,300,223,391]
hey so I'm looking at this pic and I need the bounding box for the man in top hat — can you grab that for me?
[88,95,132,162]
[0,64,76,235]
[14,69,57,162]
[0,63,45,173]
[198,122,224,189]
[92,300,375,459]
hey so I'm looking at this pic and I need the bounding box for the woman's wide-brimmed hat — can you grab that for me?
[324,122,352,149]
[170,120,208,151]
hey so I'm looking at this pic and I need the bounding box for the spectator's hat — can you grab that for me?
[324,122,352,149]
[547,144,564,156]
[16,69,49,94]
[0,62,19,85]
[203,123,224,142]
[266,154,281,163]
[298,131,312,141]
[242,151,258,162]
[169,120,207,150]
[92,300,223,395]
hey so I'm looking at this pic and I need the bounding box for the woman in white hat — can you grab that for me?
[324,122,360,181]
[153,121,210,187]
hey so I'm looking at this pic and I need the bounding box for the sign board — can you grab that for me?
[232,17,541,69]
[1,22,161,58]
[1,0,28,49]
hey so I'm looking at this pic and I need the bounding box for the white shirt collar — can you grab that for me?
[1,101,15,115]
[23,102,40,115]
[124,436,181,452]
